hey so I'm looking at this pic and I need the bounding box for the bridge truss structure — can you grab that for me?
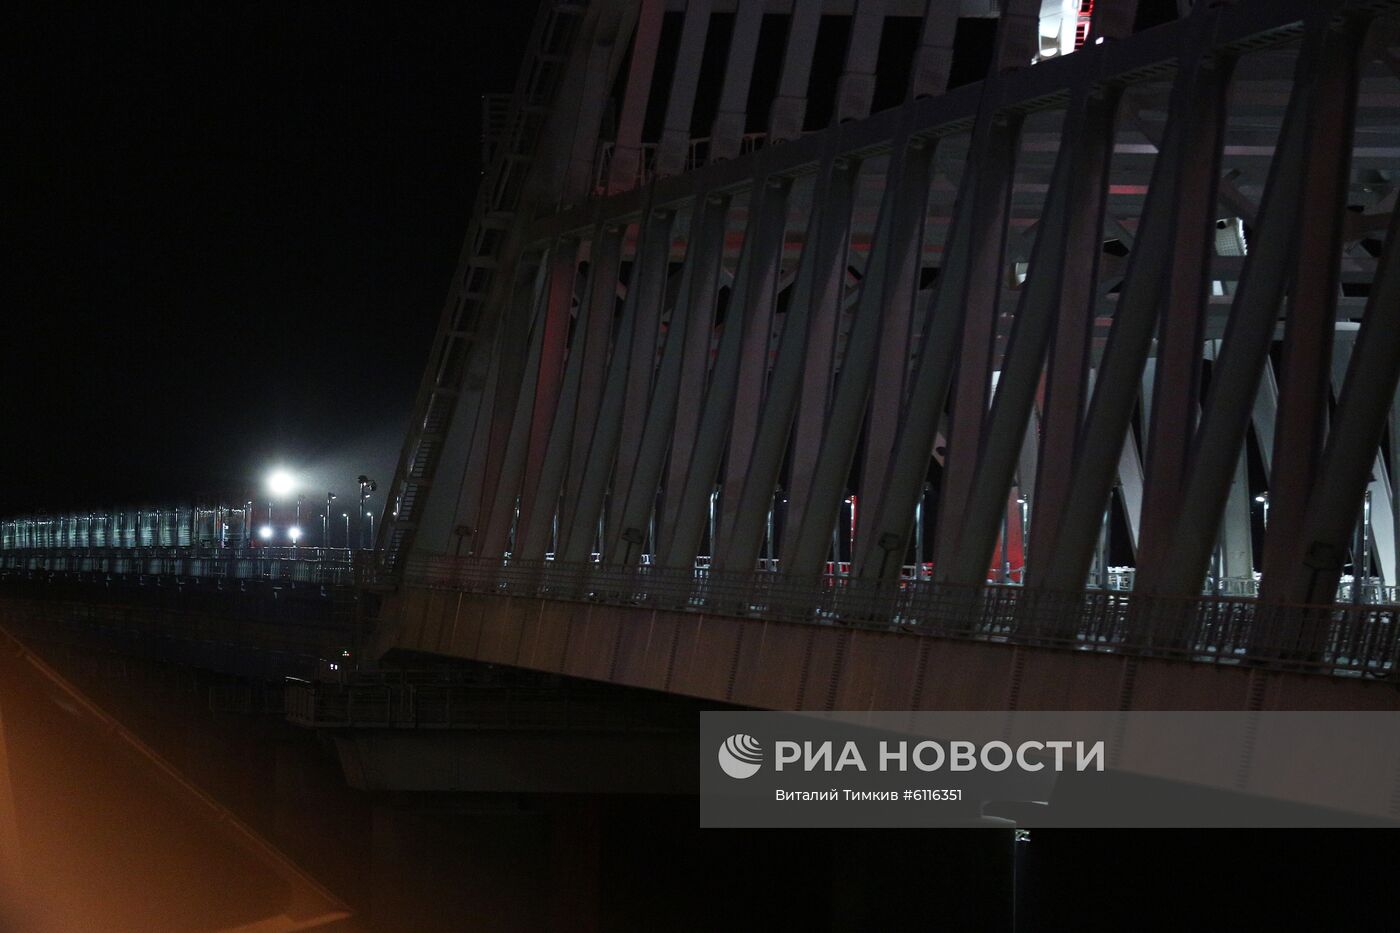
[381,0,1400,617]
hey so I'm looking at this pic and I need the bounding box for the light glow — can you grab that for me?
[288,526,303,542]
[258,525,274,540]
[267,469,297,498]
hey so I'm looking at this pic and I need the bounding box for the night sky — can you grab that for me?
[7,3,534,514]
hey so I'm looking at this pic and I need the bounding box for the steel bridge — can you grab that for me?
[8,0,1400,713]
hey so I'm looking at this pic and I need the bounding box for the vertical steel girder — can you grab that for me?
[908,0,960,102]
[479,261,557,557]
[1152,12,1356,596]
[1130,46,1232,590]
[607,0,665,192]
[1328,330,1398,586]
[1259,13,1367,603]
[1291,205,1400,603]
[661,175,792,568]
[603,207,679,553]
[660,197,732,545]
[769,1,824,141]
[562,7,641,201]
[780,151,862,567]
[782,127,927,578]
[561,204,676,562]
[1032,8,1228,592]
[721,148,859,572]
[657,0,715,176]
[469,254,547,557]
[518,235,615,560]
[513,242,582,557]
[557,225,625,555]
[715,178,797,561]
[855,132,938,573]
[881,0,1038,584]
[940,88,1120,586]
[613,192,731,563]
[709,0,766,160]
[833,0,889,125]
[992,0,1043,73]
[1204,341,1258,583]
[924,109,1025,582]
[1031,90,1120,571]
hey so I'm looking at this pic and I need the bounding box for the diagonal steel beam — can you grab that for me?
[783,128,925,578]
[1291,206,1400,603]
[1258,12,1368,602]
[1153,8,1358,596]
[723,148,859,572]
[613,191,731,563]
[661,174,791,568]
[1034,6,1230,591]
[943,86,1121,585]
[1131,50,1234,592]
[561,203,675,562]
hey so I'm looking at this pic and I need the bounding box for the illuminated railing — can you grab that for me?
[401,555,1400,679]
[0,545,366,587]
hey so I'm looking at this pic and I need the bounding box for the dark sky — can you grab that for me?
[6,2,534,514]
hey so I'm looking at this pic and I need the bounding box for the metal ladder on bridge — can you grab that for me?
[377,0,587,577]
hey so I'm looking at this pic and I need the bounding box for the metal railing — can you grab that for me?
[593,132,774,193]
[284,676,690,731]
[0,546,366,586]
[402,555,1400,678]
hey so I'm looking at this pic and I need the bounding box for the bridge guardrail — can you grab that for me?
[0,546,368,587]
[401,556,1400,679]
[284,677,691,731]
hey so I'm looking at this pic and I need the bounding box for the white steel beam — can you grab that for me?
[657,0,716,175]
[710,0,767,160]
[608,0,667,192]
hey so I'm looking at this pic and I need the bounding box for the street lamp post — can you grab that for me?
[342,513,350,548]
[357,475,377,550]
[324,492,337,549]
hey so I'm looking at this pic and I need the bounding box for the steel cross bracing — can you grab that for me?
[402,0,1400,617]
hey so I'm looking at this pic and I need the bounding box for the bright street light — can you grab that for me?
[267,469,297,498]
[258,525,274,540]
[288,526,303,543]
